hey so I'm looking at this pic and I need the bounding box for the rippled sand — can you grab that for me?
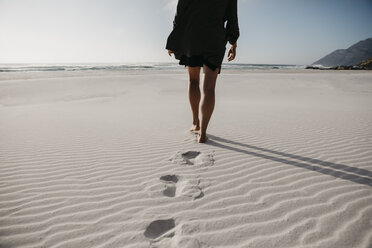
[1,69,371,248]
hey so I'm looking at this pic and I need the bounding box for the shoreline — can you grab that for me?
[1,68,372,81]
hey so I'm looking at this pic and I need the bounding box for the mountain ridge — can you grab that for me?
[312,38,372,67]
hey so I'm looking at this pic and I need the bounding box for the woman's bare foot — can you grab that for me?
[190,124,200,132]
[197,132,208,143]
[190,120,200,132]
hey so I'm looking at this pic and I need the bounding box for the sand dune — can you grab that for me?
[0,70,371,248]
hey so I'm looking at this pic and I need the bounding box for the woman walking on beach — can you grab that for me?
[166,0,240,143]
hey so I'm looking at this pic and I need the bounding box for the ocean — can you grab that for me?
[0,63,305,72]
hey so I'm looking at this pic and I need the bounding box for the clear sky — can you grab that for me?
[0,0,371,65]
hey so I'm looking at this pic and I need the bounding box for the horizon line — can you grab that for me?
[0,62,307,66]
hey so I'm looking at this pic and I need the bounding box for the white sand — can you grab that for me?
[0,69,371,248]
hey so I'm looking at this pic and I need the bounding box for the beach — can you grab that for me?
[1,69,371,248]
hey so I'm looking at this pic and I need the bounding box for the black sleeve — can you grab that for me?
[173,0,186,29]
[225,0,240,45]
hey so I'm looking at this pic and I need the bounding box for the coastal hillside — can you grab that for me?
[358,56,372,69]
[312,38,372,67]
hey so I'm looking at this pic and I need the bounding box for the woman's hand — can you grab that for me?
[228,42,237,62]
[168,50,174,57]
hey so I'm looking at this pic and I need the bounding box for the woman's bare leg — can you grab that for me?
[187,66,201,131]
[198,65,219,143]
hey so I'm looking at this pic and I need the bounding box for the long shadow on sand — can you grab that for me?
[206,135,372,187]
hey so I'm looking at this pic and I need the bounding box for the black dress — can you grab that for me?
[165,0,240,74]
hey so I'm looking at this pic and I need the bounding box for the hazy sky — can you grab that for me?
[0,0,371,65]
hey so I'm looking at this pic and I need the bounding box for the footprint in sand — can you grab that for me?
[144,219,176,239]
[160,175,178,197]
[144,219,202,248]
[169,151,214,167]
[160,175,203,199]
[181,151,201,165]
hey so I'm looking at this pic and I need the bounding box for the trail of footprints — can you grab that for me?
[144,150,214,247]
